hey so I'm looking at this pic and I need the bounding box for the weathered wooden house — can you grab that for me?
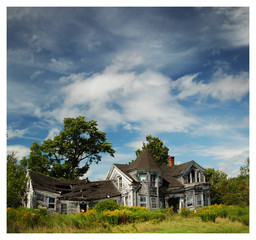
[24,149,211,213]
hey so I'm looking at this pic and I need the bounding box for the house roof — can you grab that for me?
[128,149,161,172]
[61,180,121,201]
[114,154,201,189]
[112,163,136,182]
[160,161,194,178]
[28,170,82,194]
[28,170,120,201]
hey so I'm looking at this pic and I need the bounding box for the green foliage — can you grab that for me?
[7,153,27,208]
[134,135,169,166]
[93,199,119,212]
[7,204,249,233]
[239,157,249,178]
[179,207,195,218]
[196,208,217,222]
[22,142,51,175]
[39,116,115,180]
[205,168,228,205]
[196,204,249,226]
[205,159,249,206]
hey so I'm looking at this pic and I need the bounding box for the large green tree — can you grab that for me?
[21,141,50,175]
[205,168,228,205]
[205,158,249,206]
[7,153,27,207]
[40,116,115,180]
[134,135,169,166]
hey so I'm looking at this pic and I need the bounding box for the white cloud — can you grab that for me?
[7,145,30,160]
[173,69,249,101]
[215,7,249,47]
[53,54,198,134]
[7,128,28,139]
[49,58,74,74]
[45,127,60,140]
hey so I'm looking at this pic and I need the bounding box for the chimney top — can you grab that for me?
[168,156,175,167]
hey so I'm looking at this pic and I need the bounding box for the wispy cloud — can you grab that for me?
[7,128,28,139]
[7,145,30,160]
[172,69,249,101]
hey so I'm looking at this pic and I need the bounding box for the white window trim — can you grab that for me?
[118,176,122,189]
[196,194,202,206]
[150,197,157,209]
[48,197,56,210]
[186,195,193,208]
[140,196,147,207]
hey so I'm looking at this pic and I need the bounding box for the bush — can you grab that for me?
[196,205,249,226]
[179,208,195,218]
[103,209,132,225]
[197,208,217,222]
[93,199,119,212]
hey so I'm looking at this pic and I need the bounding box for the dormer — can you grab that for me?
[182,161,206,184]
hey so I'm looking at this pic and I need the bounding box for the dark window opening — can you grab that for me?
[61,203,67,214]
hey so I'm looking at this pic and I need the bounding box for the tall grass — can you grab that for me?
[7,204,249,233]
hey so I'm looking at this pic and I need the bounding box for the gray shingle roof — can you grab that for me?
[61,180,121,201]
[128,149,161,172]
[28,170,120,201]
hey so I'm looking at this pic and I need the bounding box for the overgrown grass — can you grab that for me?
[7,204,249,233]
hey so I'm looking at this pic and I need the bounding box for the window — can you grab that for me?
[196,194,202,206]
[139,173,147,181]
[150,197,157,209]
[186,196,193,207]
[197,172,200,183]
[151,174,156,186]
[61,203,67,214]
[48,197,55,209]
[118,177,122,188]
[125,196,128,206]
[140,196,147,207]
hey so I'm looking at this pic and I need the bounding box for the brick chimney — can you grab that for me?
[168,156,175,167]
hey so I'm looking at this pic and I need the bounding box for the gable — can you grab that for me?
[106,164,135,183]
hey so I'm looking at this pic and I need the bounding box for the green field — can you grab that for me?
[7,204,249,233]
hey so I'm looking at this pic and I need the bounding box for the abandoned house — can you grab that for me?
[24,149,211,213]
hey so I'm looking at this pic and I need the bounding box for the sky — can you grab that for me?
[6,6,250,181]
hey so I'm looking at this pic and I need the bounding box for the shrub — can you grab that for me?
[179,208,195,218]
[93,199,119,212]
[103,209,132,225]
[197,208,217,222]
[160,207,175,216]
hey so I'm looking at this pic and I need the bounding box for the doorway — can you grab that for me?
[80,203,87,212]
[168,198,179,212]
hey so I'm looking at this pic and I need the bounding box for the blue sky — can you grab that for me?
[6,6,250,180]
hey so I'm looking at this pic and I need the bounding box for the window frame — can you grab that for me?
[61,203,67,214]
[140,196,147,207]
[150,197,157,209]
[186,195,193,208]
[48,197,56,209]
[151,174,157,187]
[118,176,122,189]
[139,173,147,181]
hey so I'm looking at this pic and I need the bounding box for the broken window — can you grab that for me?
[196,194,202,206]
[139,173,147,181]
[125,196,128,206]
[140,196,147,207]
[118,177,122,189]
[61,203,67,214]
[186,195,193,208]
[150,197,157,209]
[151,174,156,187]
[48,197,55,209]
